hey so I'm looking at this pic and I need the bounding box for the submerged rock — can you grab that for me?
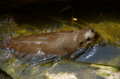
[46,60,120,79]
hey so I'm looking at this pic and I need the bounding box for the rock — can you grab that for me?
[46,60,104,79]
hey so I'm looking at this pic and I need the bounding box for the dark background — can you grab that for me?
[0,0,120,25]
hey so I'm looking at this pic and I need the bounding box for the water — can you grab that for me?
[0,2,120,79]
[0,15,120,78]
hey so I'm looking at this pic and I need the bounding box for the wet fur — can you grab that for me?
[0,27,98,57]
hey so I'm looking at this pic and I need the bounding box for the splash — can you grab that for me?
[81,44,100,61]
[0,17,18,40]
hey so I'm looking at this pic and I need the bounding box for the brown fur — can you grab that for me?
[0,27,98,57]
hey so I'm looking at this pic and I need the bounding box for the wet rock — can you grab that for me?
[46,60,120,79]
[46,60,104,79]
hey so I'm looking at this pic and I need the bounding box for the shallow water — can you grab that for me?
[0,15,120,78]
[0,2,120,78]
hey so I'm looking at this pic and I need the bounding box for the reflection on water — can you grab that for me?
[76,42,120,66]
[0,14,120,78]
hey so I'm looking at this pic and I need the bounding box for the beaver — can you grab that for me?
[0,27,98,62]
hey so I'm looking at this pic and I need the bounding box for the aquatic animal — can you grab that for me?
[0,27,98,62]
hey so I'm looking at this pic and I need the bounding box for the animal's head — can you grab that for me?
[77,27,99,48]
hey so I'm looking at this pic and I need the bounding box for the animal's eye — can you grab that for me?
[79,41,83,45]
[86,38,90,41]
[91,29,94,32]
